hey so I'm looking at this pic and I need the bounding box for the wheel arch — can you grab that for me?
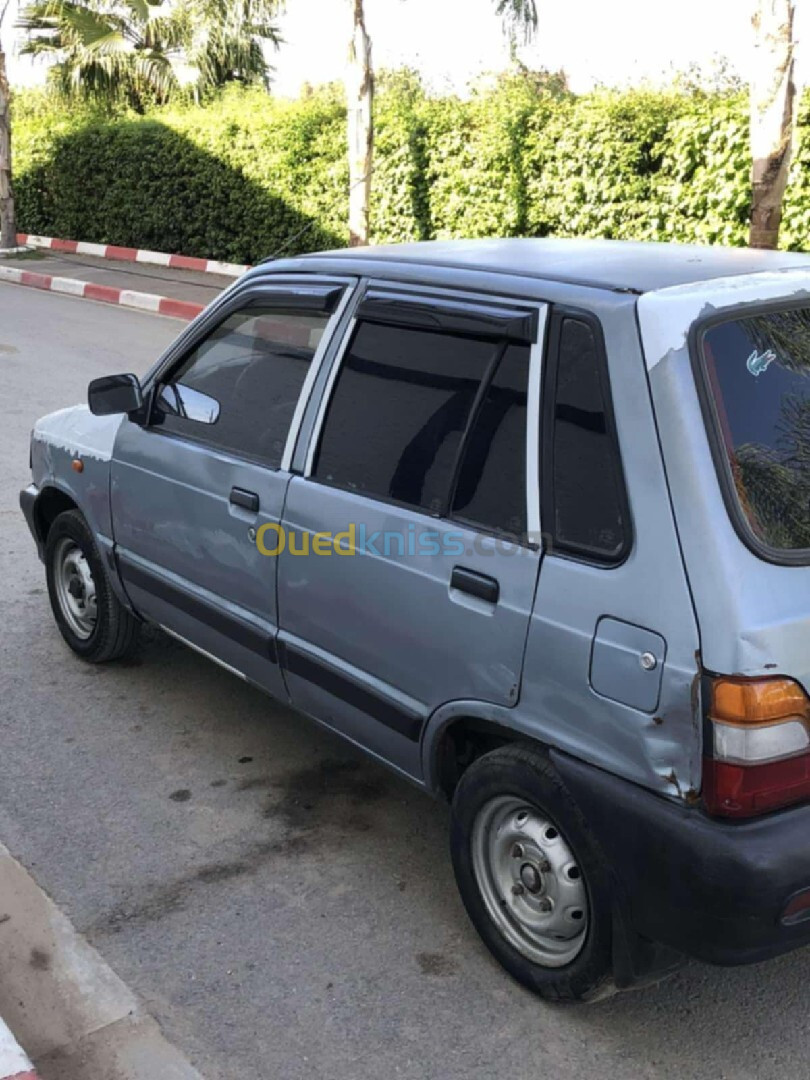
[422,701,542,800]
[33,484,81,544]
[35,483,133,614]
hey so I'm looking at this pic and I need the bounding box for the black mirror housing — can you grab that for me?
[88,373,143,416]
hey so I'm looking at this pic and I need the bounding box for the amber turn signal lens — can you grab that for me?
[711,677,810,726]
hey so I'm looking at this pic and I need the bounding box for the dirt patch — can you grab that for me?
[30,947,52,971]
[236,776,271,792]
[91,881,187,935]
[263,758,389,838]
[86,832,315,937]
[88,756,395,938]
[416,951,457,977]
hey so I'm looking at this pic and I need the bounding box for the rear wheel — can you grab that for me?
[45,509,139,662]
[450,743,614,1002]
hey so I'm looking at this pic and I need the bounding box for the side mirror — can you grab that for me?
[88,373,143,416]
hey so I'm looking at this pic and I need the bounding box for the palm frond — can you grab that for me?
[18,0,279,103]
[495,0,538,41]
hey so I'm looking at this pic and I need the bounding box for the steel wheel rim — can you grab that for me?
[53,538,98,640]
[471,795,589,968]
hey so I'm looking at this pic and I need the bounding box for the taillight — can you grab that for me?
[703,676,810,818]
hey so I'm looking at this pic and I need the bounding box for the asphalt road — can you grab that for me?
[2,282,810,1080]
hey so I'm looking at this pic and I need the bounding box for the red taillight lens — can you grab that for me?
[704,755,810,818]
[703,676,810,819]
[781,888,810,925]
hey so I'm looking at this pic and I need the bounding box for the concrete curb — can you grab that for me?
[0,841,206,1080]
[0,1015,38,1080]
[0,264,204,322]
[16,233,249,278]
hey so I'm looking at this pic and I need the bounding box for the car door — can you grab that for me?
[110,278,354,697]
[276,285,548,779]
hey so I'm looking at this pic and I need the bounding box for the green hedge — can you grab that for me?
[10,75,810,262]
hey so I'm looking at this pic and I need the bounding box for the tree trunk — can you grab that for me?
[750,0,796,250]
[346,0,373,247]
[0,33,16,250]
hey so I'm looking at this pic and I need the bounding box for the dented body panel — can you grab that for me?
[639,274,810,699]
[520,292,701,799]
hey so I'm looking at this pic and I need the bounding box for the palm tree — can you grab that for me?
[19,0,183,107]
[18,0,280,109]
[495,0,538,44]
[346,0,538,246]
[175,0,281,93]
[0,0,16,248]
[750,0,796,248]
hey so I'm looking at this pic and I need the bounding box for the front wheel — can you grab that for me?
[450,743,614,1003]
[45,509,140,662]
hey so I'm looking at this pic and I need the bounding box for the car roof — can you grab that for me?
[283,238,810,295]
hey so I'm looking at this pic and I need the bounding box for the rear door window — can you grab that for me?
[450,343,530,539]
[314,319,520,516]
[700,307,810,554]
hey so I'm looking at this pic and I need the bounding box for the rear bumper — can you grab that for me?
[20,484,43,559]
[552,749,810,967]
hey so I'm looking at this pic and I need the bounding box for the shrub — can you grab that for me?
[10,76,810,261]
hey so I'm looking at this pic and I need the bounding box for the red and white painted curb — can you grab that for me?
[0,263,204,321]
[16,233,249,278]
[0,1016,38,1080]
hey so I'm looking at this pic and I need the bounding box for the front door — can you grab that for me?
[277,287,548,778]
[111,280,353,696]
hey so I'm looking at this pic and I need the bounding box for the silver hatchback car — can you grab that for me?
[20,239,810,1002]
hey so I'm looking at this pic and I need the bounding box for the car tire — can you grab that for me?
[45,508,140,663]
[450,742,614,1003]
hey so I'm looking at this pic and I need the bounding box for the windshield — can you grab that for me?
[700,306,810,555]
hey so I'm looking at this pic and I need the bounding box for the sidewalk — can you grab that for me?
[0,249,235,317]
[0,841,204,1080]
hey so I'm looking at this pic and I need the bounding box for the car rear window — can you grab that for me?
[700,307,810,554]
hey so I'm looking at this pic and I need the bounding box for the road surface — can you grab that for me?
[1,282,808,1079]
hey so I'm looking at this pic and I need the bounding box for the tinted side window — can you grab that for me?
[549,317,628,561]
[701,309,810,552]
[451,344,529,539]
[153,304,331,465]
[314,321,501,514]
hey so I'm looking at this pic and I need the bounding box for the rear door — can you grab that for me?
[111,279,353,696]
[276,285,547,779]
